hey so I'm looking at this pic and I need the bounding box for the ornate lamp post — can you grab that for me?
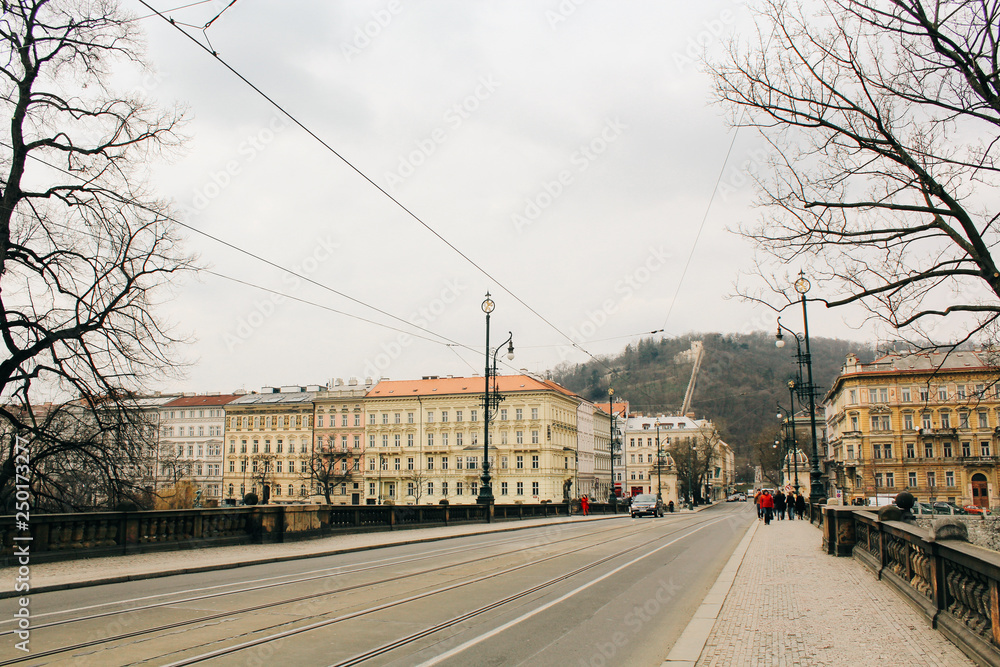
[479,293,514,509]
[655,420,663,502]
[608,388,616,505]
[775,271,824,504]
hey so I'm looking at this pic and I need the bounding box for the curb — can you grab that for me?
[1,514,626,598]
[661,513,758,666]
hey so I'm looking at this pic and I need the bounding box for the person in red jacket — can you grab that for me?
[760,490,775,525]
[581,495,589,516]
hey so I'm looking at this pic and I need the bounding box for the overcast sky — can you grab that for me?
[124,0,877,394]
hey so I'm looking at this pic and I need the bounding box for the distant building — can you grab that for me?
[158,394,239,505]
[362,375,582,504]
[825,350,1000,508]
[312,377,376,504]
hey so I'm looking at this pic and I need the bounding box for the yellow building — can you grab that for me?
[825,350,1000,509]
[222,388,318,505]
[362,375,581,504]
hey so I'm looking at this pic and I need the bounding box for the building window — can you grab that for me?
[516,408,523,420]
[921,413,932,429]
[427,482,434,496]
[924,442,934,458]
[943,442,953,457]
[941,412,951,429]
[919,387,929,401]
[456,482,463,496]
[532,481,539,496]
[442,481,449,496]
[394,458,400,470]
[427,433,434,447]
[427,457,434,470]
[407,482,414,497]
[531,407,539,420]
[407,434,414,447]
[516,481,524,495]
[369,414,375,425]
[927,471,936,487]
[456,456,464,470]
[906,442,915,458]
[957,385,967,400]
[427,411,434,423]
[407,457,414,470]
[875,472,883,488]
[960,412,970,429]
[500,455,507,469]
[407,412,414,424]
[868,388,878,404]
[441,411,448,423]
[873,444,882,459]
[395,413,401,424]
[939,387,949,401]
[382,435,388,447]
[532,430,539,444]
[849,389,857,405]
[532,455,539,469]
[501,481,508,495]
[516,455,524,469]
[884,443,893,459]
[946,471,955,487]
[456,410,463,422]
[850,416,859,431]
[901,388,911,402]
[962,441,971,457]
[979,412,990,429]
[982,441,992,457]
[903,414,913,431]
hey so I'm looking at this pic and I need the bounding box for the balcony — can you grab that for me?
[918,428,957,437]
[959,456,1000,465]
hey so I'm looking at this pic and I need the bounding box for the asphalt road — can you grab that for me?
[1,502,754,666]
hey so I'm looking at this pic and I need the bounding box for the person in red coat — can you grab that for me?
[581,495,589,516]
[760,490,775,525]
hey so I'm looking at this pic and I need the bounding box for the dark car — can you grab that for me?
[630,493,663,518]
[931,501,967,515]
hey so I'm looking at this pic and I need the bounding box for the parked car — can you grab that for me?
[630,493,664,518]
[913,502,935,515]
[931,501,967,515]
[963,505,991,515]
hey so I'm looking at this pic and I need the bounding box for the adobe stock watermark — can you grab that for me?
[546,0,589,30]
[177,114,291,221]
[384,77,501,192]
[672,3,742,72]
[512,117,628,234]
[340,0,404,61]
[223,235,340,351]
[362,279,467,378]
[557,245,671,361]
[716,147,768,202]
[578,577,683,667]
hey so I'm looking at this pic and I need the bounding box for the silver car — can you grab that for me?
[630,493,664,518]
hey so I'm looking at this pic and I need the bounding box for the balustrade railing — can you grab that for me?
[834,507,1000,666]
[0,501,586,566]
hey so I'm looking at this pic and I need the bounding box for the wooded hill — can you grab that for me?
[550,332,877,464]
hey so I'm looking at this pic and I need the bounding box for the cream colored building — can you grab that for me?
[622,414,734,503]
[825,350,1000,508]
[362,375,581,504]
[222,387,320,504]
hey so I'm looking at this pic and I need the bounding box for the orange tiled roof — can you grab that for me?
[367,375,578,399]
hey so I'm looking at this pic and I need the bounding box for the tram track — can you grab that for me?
[0,515,716,665]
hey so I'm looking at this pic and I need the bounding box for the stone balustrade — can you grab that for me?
[0,500,597,567]
[821,505,1000,666]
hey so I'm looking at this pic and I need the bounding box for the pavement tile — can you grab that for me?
[696,517,975,667]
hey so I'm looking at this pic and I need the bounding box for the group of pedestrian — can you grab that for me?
[753,489,806,525]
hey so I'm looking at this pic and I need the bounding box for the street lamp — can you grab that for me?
[687,441,695,510]
[655,420,663,502]
[608,388,616,505]
[775,271,824,504]
[783,379,801,493]
[479,292,514,509]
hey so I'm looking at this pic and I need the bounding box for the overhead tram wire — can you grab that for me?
[2,140,466,351]
[136,0,608,367]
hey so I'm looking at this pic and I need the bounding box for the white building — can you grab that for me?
[158,394,239,505]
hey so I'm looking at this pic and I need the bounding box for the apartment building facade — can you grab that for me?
[362,375,582,505]
[825,350,1000,508]
[157,394,239,505]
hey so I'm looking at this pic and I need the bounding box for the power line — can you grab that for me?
[2,139,467,350]
[136,0,610,368]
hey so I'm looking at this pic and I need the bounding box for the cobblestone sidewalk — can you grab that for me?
[697,518,974,667]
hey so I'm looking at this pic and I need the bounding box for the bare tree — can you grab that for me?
[669,431,722,504]
[304,447,354,504]
[712,0,1000,345]
[249,453,277,502]
[0,0,195,510]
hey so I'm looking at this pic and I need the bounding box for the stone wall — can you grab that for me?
[914,515,1000,552]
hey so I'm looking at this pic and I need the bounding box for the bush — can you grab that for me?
[243,492,259,506]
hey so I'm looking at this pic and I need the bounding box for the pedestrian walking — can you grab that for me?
[774,490,786,520]
[795,492,806,519]
[760,490,774,525]
[786,492,796,520]
[754,490,763,520]
[581,495,589,516]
